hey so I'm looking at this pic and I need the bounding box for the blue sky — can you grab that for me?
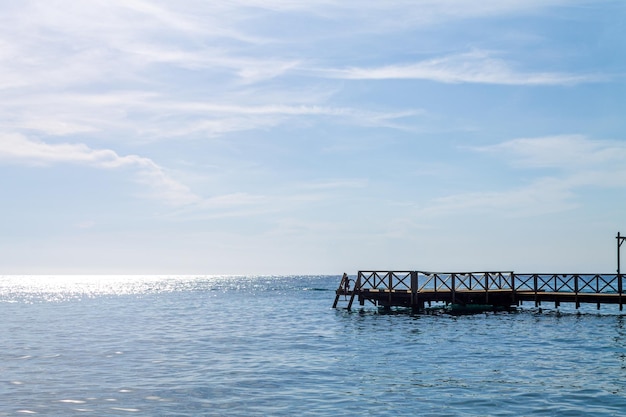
[0,0,625,274]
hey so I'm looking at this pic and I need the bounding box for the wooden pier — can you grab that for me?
[333,271,625,312]
[334,234,626,312]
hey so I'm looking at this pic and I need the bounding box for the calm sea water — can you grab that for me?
[1,275,625,416]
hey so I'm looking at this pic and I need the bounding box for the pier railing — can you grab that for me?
[334,234,626,311]
[357,271,623,294]
[337,271,625,311]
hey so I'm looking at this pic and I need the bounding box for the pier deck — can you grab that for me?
[333,271,625,312]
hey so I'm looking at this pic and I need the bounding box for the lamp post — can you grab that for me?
[618,232,625,311]
[617,232,626,275]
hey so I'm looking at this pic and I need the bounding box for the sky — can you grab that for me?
[0,0,625,275]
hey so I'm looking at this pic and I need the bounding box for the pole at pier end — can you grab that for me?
[618,232,625,311]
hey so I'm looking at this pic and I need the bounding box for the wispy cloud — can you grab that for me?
[472,134,626,169]
[416,135,626,218]
[0,134,200,206]
[417,178,578,218]
[474,135,626,191]
[0,1,603,148]
[300,179,369,190]
[160,176,371,222]
[0,89,420,140]
[0,1,302,90]
[324,51,603,85]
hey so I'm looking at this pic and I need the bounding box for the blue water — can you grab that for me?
[1,275,626,416]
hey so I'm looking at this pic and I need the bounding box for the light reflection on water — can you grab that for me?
[0,275,309,302]
[0,275,625,416]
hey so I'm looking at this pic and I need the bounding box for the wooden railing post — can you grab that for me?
[574,274,580,309]
[410,271,418,310]
[511,272,516,305]
[485,273,489,304]
[619,273,623,312]
[451,274,456,305]
[534,274,539,307]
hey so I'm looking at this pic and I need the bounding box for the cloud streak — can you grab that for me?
[0,134,200,206]
[416,136,626,218]
[473,135,626,169]
[0,1,605,150]
[324,51,603,86]
[1,89,421,140]
[417,178,578,218]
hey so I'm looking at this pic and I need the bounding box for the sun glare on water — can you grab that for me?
[0,275,235,302]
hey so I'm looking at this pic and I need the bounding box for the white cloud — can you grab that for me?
[0,1,603,146]
[473,135,626,169]
[76,220,96,229]
[417,178,578,218]
[325,51,602,85]
[300,179,369,190]
[201,192,266,208]
[416,135,626,218]
[0,1,597,94]
[0,134,200,206]
[0,88,419,140]
[191,0,576,29]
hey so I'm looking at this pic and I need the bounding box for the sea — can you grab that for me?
[1,274,625,416]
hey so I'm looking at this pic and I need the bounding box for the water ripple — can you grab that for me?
[1,275,626,416]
